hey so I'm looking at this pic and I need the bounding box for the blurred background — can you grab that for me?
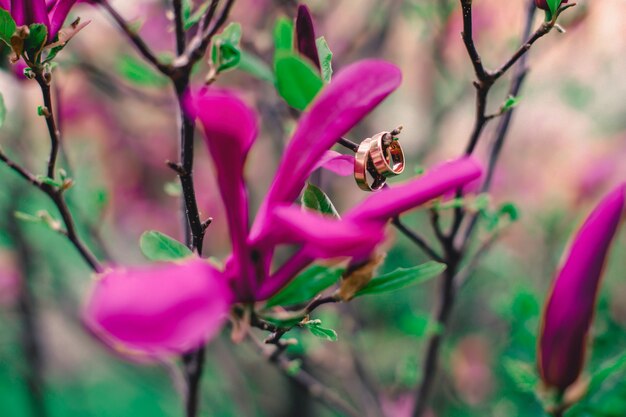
[1,0,625,416]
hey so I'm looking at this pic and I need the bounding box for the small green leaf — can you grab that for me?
[117,55,168,87]
[305,320,337,342]
[139,231,193,261]
[14,211,42,223]
[316,36,333,83]
[546,0,562,15]
[184,2,212,30]
[273,17,294,52]
[301,183,340,218]
[0,9,16,47]
[285,359,302,376]
[356,262,446,297]
[499,202,520,222]
[238,50,275,84]
[24,24,47,60]
[502,95,521,112]
[502,357,539,393]
[211,23,242,73]
[274,52,323,110]
[266,265,344,308]
[36,175,63,188]
[0,92,6,128]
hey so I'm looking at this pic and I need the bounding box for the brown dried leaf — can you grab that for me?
[337,254,385,301]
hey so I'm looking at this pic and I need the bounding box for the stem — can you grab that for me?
[35,74,60,179]
[172,0,187,55]
[411,1,566,415]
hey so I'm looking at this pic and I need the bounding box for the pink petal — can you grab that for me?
[539,184,625,390]
[11,0,50,29]
[252,59,402,239]
[260,205,385,259]
[347,157,482,223]
[194,89,258,300]
[316,151,354,176]
[84,259,233,359]
[48,0,79,40]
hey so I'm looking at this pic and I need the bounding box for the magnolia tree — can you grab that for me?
[0,1,623,417]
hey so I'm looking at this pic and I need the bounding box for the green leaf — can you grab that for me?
[587,352,626,395]
[316,36,333,83]
[14,211,42,224]
[117,55,168,87]
[502,95,521,112]
[355,262,446,297]
[305,320,337,342]
[184,1,212,30]
[238,50,275,84]
[502,357,539,393]
[273,17,294,52]
[499,202,520,222]
[139,231,193,261]
[24,24,47,61]
[0,92,6,129]
[0,9,16,47]
[301,183,340,218]
[266,265,344,308]
[36,175,63,188]
[546,0,562,15]
[274,52,323,110]
[211,22,242,73]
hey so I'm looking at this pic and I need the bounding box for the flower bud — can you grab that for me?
[535,0,569,11]
[538,185,625,391]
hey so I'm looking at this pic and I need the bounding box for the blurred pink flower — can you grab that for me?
[538,184,625,391]
[85,259,232,357]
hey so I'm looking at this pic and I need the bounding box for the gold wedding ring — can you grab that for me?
[354,131,406,192]
[354,138,386,192]
[369,132,405,178]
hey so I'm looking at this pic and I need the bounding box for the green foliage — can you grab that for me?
[355,262,446,297]
[547,0,563,15]
[139,231,193,261]
[305,320,338,342]
[266,265,344,308]
[274,52,323,110]
[502,357,539,394]
[0,9,15,47]
[316,36,333,82]
[502,95,521,112]
[24,24,47,61]
[117,55,168,87]
[301,183,340,218]
[182,0,212,30]
[238,50,275,83]
[273,17,294,52]
[211,22,242,73]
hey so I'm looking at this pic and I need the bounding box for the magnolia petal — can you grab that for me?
[346,157,482,223]
[539,184,625,391]
[295,4,320,70]
[261,205,385,260]
[85,259,233,358]
[48,0,79,40]
[194,89,258,300]
[0,0,8,11]
[253,59,402,238]
[11,0,50,28]
[317,151,353,176]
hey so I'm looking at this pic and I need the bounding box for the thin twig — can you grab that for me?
[249,335,361,417]
[172,0,187,55]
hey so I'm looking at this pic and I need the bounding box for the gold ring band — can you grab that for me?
[369,132,405,178]
[354,137,386,192]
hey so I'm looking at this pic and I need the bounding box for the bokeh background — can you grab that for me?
[1,0,625,416]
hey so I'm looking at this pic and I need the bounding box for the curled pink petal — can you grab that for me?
[194,89,258,300]
[316,151,354,176]
[538,184,625,391]
[85,259,233,359]
[11,0,50,28]
[347,157,482,223]
[253,59,402,238]
[260,205,385,260]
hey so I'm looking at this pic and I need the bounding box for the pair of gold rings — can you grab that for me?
[354,131,405,192]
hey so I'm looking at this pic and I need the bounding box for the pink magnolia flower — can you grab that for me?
[535,0,569,11]
[85,60,483,358]
[2,0,82,42]
[538,184,625,391]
